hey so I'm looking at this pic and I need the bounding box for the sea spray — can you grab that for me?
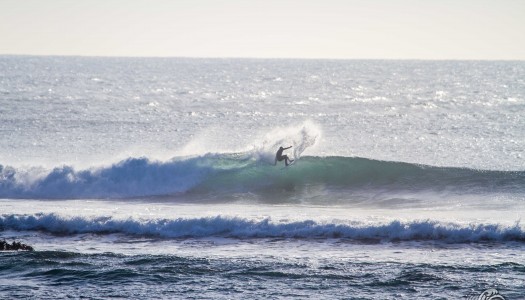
[252,120,321,163]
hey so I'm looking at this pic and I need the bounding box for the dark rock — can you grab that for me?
[0,240,34,251]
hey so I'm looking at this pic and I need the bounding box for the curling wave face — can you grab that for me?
[1,154,523,202]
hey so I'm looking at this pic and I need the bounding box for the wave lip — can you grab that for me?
[1,213,524,243]
[0,156,220,199]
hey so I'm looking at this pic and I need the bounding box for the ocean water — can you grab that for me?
[0,56,524,299]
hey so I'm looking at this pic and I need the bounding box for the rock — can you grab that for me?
[0,240,34,251]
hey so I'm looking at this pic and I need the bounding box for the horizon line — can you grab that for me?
[1,53,524,62]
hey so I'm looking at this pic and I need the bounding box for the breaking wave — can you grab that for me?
[2,119,521,201]
[1,213,523,243]
[0,155,523,200]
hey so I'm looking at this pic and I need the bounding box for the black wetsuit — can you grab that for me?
[275,146,293,165]
[276,147,286,161]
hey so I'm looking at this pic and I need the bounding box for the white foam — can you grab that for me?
[1,212,523,243]
[250,120,321,163]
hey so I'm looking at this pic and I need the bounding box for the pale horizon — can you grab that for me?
[1,0,524,60]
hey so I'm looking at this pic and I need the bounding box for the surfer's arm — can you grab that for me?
[284,146,292,150]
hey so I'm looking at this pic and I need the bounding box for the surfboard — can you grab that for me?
[280,160,295,170]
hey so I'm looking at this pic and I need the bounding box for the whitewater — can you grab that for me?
[1,56,524,299]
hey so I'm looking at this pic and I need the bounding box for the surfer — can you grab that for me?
[275,146,294,166]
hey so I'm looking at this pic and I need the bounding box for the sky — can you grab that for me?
[1,0,524,60]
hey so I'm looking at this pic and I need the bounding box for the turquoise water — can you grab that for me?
[1,56,524,299]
